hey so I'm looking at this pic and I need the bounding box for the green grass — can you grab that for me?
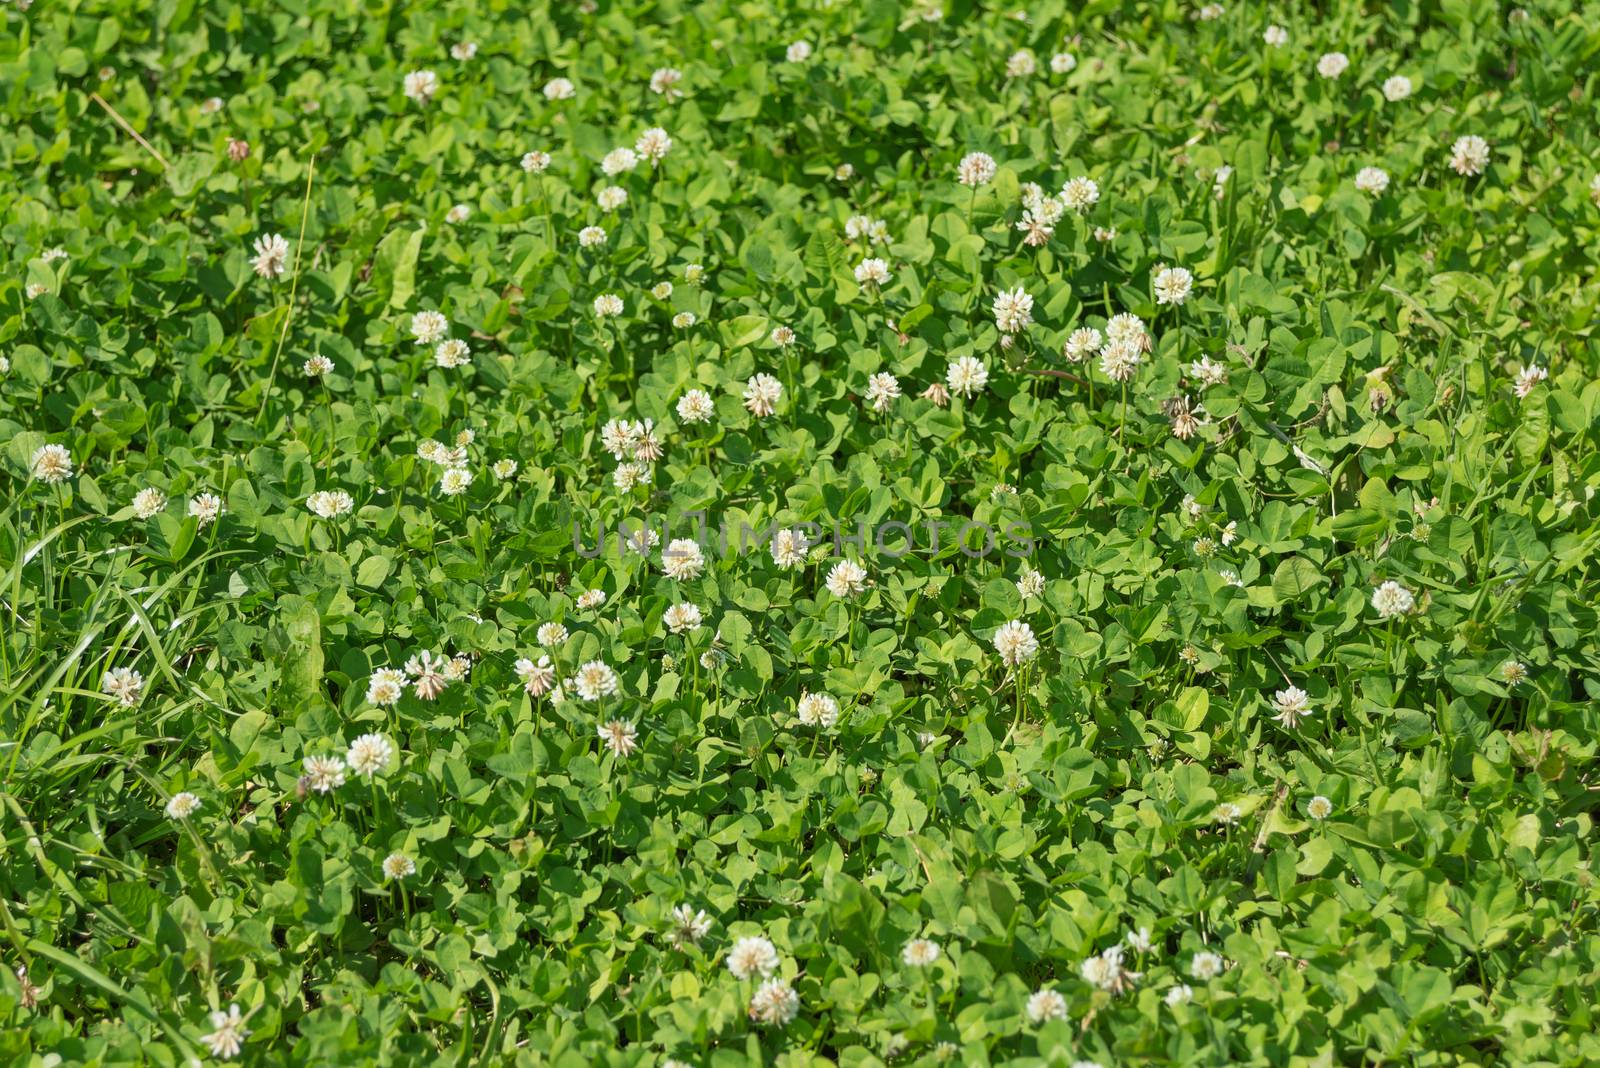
[2,0,1599,1065]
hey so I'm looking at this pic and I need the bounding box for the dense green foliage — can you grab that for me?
[3,0,1599,1065]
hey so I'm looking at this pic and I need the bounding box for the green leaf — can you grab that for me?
[373,227,425,309]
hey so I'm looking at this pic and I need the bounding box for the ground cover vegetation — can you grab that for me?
[2,0,1599,1064]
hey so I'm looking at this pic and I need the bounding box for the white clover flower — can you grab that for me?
[663,538,706,580]
[1064,327,1102,363]
[129,487,167,519]
[346,733,394,777]
[28,443,72,484]
[663,602,703,635]
[492,458,518,480]
[302,755,345,793]
[1051,52,1077,74]
[902,939,942,966]
[743,373,783,418]
[250,233,290,279]
[366,667,406,707]
[636,127,673,164]
[578,226,608,249]
[946,356,988,397]
[649,67,684,96]
[576,589,607,610]
[748,978,799,1027]
[1354,167,1390,194]
[163,791,200,819]
[572,660,620,702]
[1307,795,1333,820]
[865,372,901,412]
[521,150,552,173]
[410,310,449,344]
[770,528,810,569]
[1190,355,1228,386]
[1211,165,1233,199]
[514,655,557,697]
[600,418,641,459]
[1371,580,1415,618]
[670,905,714,947]
[726,936,780,979]
[451,41,477,61]
[1017,179,1057,219]
[1005,50,1036,77]
[622,524,660,557]
[596,184,628,211]
[677,389,714,423]
[1449,135,1490,176]
[1106,312,1148,346]
[993,620,1039,666]
[404,650,450,701]
[672,311,697,329]
[439,467,473,496]
[1127,927,1154,954]
[1080,944,1136,993]
[1189,952,1225,979]
[854,258,891,285]
[1271,685,1312,728]
[1382,75,1413,101]
[200,1004,249,1060]
[1165,983,1194,1006]
[188,493,224,527]
[1198,3,1223,18]
[771,325,796,346]
[1060,175,1100,213]
[403,69,439,103]
[543,77,575,100]
[382,852,416,880]
[1025,987,1068,1023]
[601,147,639,176]
[1263,25,1288,47]
[1016,205,1056,246]
[1153,266,1194,305]
[797,691,840,728]
[434,339,471,368]
[445,203,471,224]
[786,40,813,62]
[1513,364,1548,398]
[650,280,672,300]
[598,719,638,757]
[993,286,1033,333]
[303,354,334,376]
[1316,52,1349,79]
[306,489,354,518]
[536,622,569,647]
[825,559,868,598]
[1017,568,1045,599]
[957,152,997,187]
[1099,339,1143,383]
